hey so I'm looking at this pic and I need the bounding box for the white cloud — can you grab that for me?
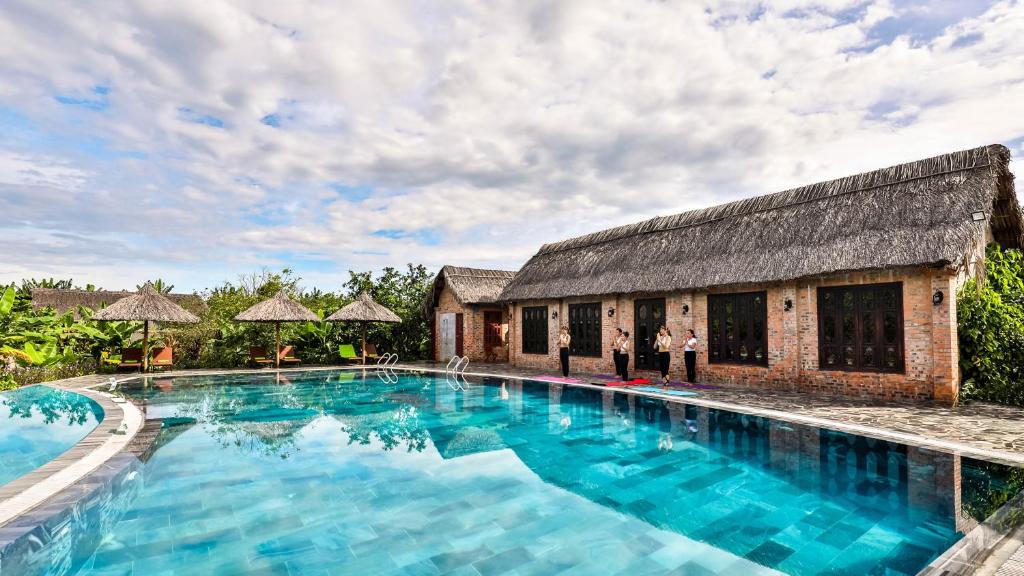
[0,0,1022,290]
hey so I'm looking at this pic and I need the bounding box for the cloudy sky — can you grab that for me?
[1,0,1022,292]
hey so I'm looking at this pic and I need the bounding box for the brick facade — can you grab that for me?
[508,267,963,404]
[431,285,508,363]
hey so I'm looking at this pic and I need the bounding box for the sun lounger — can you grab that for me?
[150,347,174,370]
[248,347,274,367]
[368,340,385,358]
[117,348,144,372]
[278,345,301,365]
[338,344,361,364]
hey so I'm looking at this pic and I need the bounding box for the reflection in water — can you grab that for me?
[0,385,104,487]
[13,371,1024,576]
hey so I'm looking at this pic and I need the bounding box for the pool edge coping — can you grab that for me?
[0,383,144,528]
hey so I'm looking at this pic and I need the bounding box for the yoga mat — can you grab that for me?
[538,376,585,384]
[631,386,698,397]
[666,381,721,390]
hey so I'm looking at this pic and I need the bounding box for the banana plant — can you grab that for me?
[0,286,14,318]
[0,341,78,367]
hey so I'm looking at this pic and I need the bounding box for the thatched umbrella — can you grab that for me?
[91,282,200,372]
[234,290,319,368]
[326,292,402,364]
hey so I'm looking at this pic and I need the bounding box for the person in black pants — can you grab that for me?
[684,329,698,383]
[655,326,672,384]
[611,328,623,378]
[619,331,631,381]
[558,326,571,377]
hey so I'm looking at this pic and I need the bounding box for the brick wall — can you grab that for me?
[508,267,963,404]
[432,286,508,362]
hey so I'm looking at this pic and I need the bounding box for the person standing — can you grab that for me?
[684,329,698,383]
[619,331,631,381]
[611,328,624,378]
[558,326,571,377]
[655,326,672,384]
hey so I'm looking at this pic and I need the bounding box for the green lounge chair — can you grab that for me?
[338,344,361,364]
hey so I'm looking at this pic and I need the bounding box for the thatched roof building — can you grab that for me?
[425,266,516,314]
[501,144,1022,301]
[31,288,206,315]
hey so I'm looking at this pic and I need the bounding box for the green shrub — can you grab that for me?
[958,244,1024,406]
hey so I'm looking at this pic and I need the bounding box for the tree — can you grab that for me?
[958,244,1024,406]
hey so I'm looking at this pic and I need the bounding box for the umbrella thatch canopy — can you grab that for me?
[326,292,401,364]
[234,290,319,368]
[92,283,200,372]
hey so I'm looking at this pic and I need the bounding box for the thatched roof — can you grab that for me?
[429,266,516,305]
[31,288,206,315]
[326,292,402,323]
[423,266,515,321]
[91,283,201,323]
[235,290,319,323]
[501,144,1023,301]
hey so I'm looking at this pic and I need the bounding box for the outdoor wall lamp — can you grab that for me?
[971,210,987,222]
[784,298,793,312]
[682,304,689,316]
[933,290,944,305]
[607,307,615,317]
[551,311,558,319]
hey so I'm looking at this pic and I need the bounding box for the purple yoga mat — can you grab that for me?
[588,374,719,390]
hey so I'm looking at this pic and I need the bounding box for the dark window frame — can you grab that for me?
[521,306,549,355]
[707,291,769,367]
[568,302,602,357]
[817,283,904,373]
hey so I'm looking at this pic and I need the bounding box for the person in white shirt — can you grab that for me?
[618,331,631,381]
[558,326,571,377]
[684,329,698,383]
[655,326,672,384]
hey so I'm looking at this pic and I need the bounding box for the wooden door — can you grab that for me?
[483,310,502,354]
[455,313,464,356]
[634,298,666,371]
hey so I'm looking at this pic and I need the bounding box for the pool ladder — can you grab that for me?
[375,353,400,383]
[446,355,469,375]
[445,355,469,391]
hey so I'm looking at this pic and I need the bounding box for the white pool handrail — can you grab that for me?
[445,355,461,373]
[387,354,399,367]
[456,356,469,374]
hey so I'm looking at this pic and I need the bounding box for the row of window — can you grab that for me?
[520,283,906,373]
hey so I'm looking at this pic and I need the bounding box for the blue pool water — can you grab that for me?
[20,370,1024,575]
[0,385,104,487]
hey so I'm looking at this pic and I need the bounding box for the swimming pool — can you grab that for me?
[0,385,104,487]
[16,370,1024,575]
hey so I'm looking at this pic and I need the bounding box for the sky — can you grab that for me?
[1,0,1023,293]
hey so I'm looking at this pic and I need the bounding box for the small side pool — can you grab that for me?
[0,385,104,487]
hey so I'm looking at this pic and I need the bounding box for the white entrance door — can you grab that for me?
[440,313,456,359]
